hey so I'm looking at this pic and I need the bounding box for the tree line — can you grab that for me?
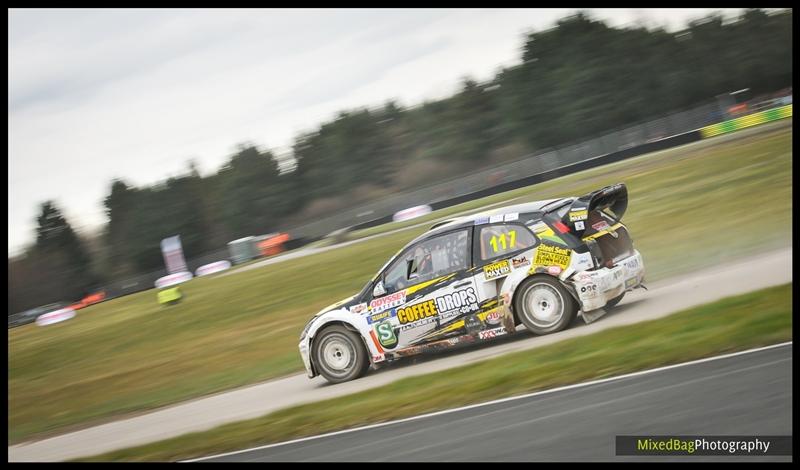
[9,9,792,314]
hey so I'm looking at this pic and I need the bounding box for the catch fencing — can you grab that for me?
[285,100,728,240]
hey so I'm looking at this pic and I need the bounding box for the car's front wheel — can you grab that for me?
[312,325,369,384]
[515,276,577,335]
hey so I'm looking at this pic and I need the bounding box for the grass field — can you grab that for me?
[82,283,792,461]
[9,123,792,444]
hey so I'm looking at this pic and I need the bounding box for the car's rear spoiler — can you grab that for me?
[562,183,628,237]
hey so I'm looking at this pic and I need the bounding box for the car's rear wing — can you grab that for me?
[562,183,628,237]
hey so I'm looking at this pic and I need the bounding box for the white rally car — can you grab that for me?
[299,183,646,383]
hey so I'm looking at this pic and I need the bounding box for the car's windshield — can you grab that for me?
[358,245,407,298]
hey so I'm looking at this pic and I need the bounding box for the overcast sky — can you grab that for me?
[8,8,749,256]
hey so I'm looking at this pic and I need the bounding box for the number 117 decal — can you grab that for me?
[489,230,516,253]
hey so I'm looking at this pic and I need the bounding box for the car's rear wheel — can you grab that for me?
[605,293,625,309]
[312,325,369,384]
[515,276,577,335]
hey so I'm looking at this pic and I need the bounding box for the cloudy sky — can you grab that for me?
[8,8,748,256]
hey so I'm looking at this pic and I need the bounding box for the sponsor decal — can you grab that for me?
[547,266,562,276]
[484,260,511,280]
[474,217,489,225]
[370,291,406,314]
[574,220,585,231]
[534,244,572,270]
[479,326,507,340]
[530,221,549,233]
[367,309,397,324]
[573,253,593,270]
[489,214,505,223]
[624,257,641,270]
[438,309,461,323]
[592,220,611,231]
[512,256,530,269]
[504,213,519,222]
[397,299,439,324]
[435,287,479,322]
[36,308,76,326]
[580,284,599,294]
[349,303,368,314]
[399,316,438,331]
[373,321,398,349]
[583,223,623,241]
[579,283,600,298]
[372,354,386,362]
[485,309,503,326]
[464,314,482,333]
[625,277,638,289]
[569,209,588,222]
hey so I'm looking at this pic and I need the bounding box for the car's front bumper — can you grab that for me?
[570,250,645,312]
[298,338,314,378]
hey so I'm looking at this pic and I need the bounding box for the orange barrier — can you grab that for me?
[728,103,748,116]
[69,291,106,310]
[257,233,290,257]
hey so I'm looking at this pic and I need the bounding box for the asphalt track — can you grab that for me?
[199,343,792,462]
[8,247,791,461]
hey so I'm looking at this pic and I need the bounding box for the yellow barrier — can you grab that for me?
[701,104,792,139]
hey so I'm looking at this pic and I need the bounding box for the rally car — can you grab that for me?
[299,183,646,383]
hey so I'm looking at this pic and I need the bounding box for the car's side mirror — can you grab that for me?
[373,280,386,297]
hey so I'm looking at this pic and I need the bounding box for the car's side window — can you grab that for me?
[478,224,537,261]
[383,229,469,293]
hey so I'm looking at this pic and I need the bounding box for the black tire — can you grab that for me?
[312,325,369,384]
[514,276,577,335]
[605,293,625,309]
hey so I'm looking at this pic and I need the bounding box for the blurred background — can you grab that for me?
[8,8,792,317]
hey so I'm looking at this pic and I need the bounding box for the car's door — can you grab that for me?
[471,221,541,326]
[369,227,476,350]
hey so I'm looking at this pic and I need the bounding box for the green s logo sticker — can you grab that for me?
[374,321,398,349]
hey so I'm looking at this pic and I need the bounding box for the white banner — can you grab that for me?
[195,260,232,277]
[161,235,188,274]
[155,271,193,289]
[36,308,76,326]
[393,205,432,222]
